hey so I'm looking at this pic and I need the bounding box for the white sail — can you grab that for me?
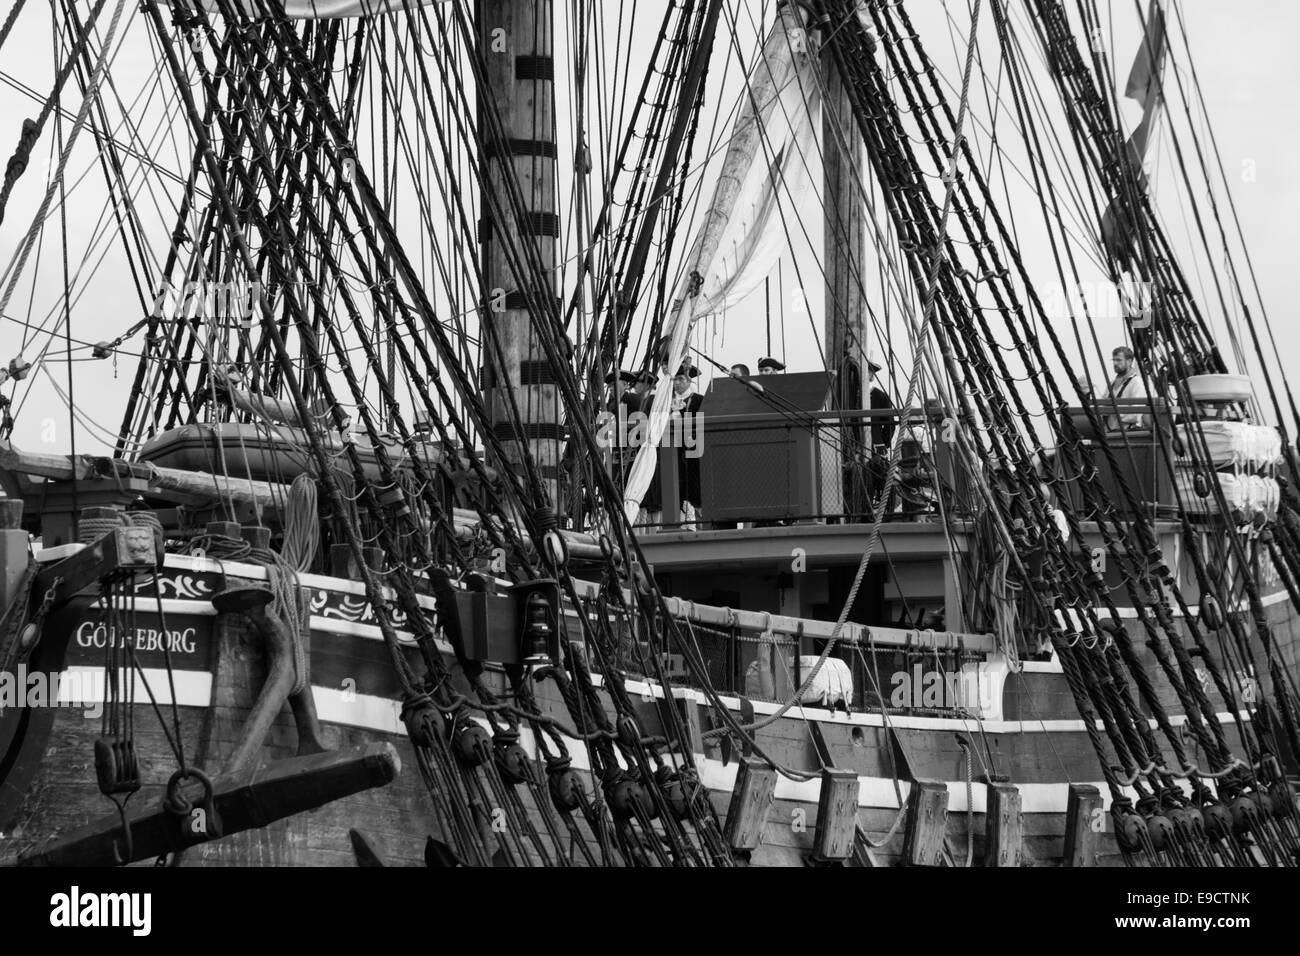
[621,3,820,523]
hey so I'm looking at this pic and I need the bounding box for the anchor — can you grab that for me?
[213,583,327,771]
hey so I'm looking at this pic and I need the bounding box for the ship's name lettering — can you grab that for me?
[75,622,198,655]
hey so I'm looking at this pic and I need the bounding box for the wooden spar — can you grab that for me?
[16,742,400,867]
[479,0,560,505]
[145,463,292,511]
[0,440,89,481]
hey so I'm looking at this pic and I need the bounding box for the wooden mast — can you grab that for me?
[479,0,560,506]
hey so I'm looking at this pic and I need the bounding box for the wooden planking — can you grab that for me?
[1063,783,1103,867]
[723,757,776,852]
[901,779,948,866]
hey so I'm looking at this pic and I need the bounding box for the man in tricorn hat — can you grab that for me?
[603,368,638,415]
[670,363,704,530]
[865,350,897,515]
[757,356,785,375]
[867,351,894,452]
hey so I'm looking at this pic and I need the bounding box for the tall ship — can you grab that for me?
[0,0,1297,868]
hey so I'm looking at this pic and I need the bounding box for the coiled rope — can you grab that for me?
[280,473,320,572]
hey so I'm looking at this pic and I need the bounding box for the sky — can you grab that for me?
[0,0,1297,459]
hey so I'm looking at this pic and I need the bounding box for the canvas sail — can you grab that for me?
[621,3,820,522]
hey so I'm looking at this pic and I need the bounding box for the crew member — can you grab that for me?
[1105,345,1147,430]
[729,362,751,378]
[866,352,896,515]
[671,363,704,530]
[757,356,785,375]
[867,352,895,451]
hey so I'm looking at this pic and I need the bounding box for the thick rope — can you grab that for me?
[0,0,124,297]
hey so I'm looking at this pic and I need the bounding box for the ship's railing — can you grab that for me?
[563,577,1003,718]
[608,406,967,532]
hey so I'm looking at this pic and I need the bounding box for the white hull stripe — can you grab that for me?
[48,665,1232,814]
[71,595,1258,735]
[46,666,1146,815]
[50,658,1251,737]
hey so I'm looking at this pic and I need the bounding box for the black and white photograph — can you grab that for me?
[0,0,1294,935]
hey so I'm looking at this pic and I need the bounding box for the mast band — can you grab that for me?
[514,55,554,81]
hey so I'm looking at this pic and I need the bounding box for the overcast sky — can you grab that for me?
[0,0,1296,457]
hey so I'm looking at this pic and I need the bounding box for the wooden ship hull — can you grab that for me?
[1,0,1297,873]
[4,539,1293,867]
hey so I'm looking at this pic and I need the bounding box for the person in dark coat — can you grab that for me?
[866,352,897,516]
[671,363,704,529]
[604,370,641,492]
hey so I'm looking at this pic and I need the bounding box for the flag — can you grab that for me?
[1101,0,1167,267]
[1124,1,1166,113]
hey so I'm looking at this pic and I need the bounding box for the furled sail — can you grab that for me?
[621,3,820,522]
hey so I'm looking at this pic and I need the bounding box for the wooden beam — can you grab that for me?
[723,756,776,852]
[901,780,948,867]
[672,694,704,755]
[811,768,860,863]
[1063,783,1103,867]
[34,524,160,607]
[17,742,399,867]
[145,463,287,512]
[0,440,90,480]
[983,781,1023,867]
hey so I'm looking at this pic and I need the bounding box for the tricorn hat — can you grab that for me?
[757,356,786,372]
[675,363,700,378]
[603,369,638,385]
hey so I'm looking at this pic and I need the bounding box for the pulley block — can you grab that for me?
[93,738,141,796]
[452,718,491,768]
[606,773,654,822]
[546,758,584,813]
[493,733,532,785]
[400,694,445,749]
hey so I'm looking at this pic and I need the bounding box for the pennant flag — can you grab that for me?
[1100,0,1167,268]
